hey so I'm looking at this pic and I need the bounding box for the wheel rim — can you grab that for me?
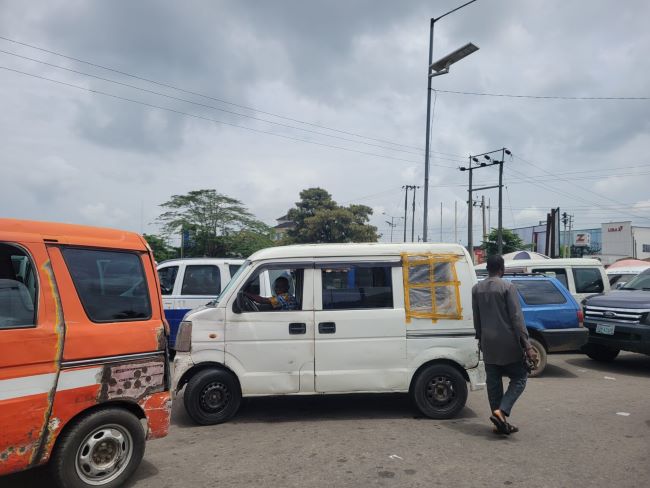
[425,375,456,408]
[75,423,134,486]
[531,344,543,371]
[199,381,231,414]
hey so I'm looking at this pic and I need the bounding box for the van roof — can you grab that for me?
[158,257,246,265]
[475,257,603,270]
[248,242,469,261]
[0,218,148,251]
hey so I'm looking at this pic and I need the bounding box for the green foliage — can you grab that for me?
[143,233,177,262]
[481,228,527,256]
[156,189,273,258]
[286,188,379,243]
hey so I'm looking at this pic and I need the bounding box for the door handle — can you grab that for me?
[318,322,336,334]
[289,323,306,335]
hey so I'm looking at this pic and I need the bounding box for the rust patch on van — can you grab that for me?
[30,260,66,467]
[98,358,165,402]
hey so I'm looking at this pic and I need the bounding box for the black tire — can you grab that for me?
[49,408,145,488]
[528,338,547,378]
[411,363,468,419]
[583,343,620,362]
[184,368,241,425]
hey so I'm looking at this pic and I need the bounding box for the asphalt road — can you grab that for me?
[5,352,650,488]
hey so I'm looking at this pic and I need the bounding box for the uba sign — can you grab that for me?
[607,225,624,232]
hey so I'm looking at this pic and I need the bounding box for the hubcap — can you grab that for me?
[200,382,231,413]
[426,375,456,407]
[75,424,133,485]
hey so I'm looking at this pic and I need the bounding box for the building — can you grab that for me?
[272,214,295,242]
[597,221,650,265]
[511,221,650,265]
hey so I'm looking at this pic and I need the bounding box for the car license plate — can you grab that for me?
[596,324,615,335]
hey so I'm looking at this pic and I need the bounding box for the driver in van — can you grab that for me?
[245,276,297,310]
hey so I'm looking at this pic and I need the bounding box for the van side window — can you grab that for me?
[403,254,462,321]
[321,265,393,310]
[512,280,567,305]
[62,248,152,322]
[573,268,604,293]
[229,264,241,278]
[181,265,221,295]
[158,266,178,295]
[531,268,568,289]
[0,243,37,329]
[240,267,304,312]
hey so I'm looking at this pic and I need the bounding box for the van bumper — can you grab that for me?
[540,328,588,352]
[172,352,195,395]
[467,361,486,391]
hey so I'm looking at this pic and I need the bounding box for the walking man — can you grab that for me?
[472,254,538,435]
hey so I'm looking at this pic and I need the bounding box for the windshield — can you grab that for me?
[621,270,650,290]
[213,260,251,306]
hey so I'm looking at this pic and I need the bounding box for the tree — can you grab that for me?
[143,233,177,262]
[156,189,272,257]
[286,188,379,243]
[481,228,527,256]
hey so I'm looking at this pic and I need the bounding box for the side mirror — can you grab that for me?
[615,282,624,289]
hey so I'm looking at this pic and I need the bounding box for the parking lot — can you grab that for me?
[6,352,649,488]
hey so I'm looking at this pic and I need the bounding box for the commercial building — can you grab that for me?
[511,221,650,265]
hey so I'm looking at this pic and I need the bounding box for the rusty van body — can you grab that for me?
[0,219,171,488]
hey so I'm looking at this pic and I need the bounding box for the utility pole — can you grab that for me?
[562,212,569,257]
[497,148,505,255]
[384,215,403,243]
[440,202,443,242]
[403,185,418,242]
[422,0,479,242]
[481,195,487,243]
[454,201,458,243]
[403,186,409,243]
[460,148,511,260]
[411,186,419,242]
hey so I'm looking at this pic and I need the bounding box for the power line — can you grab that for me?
[0,65,462,169]
[434,89,650,101]
[0,48,474,163]
[0,35,464,157]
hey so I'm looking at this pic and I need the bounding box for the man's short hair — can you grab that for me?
[486,255,505,274]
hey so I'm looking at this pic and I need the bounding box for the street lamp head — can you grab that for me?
[484,155,491,160]
[429,42,479,74]
[472,157,479,163]
[460,167,467,171]
[504,149,512,155]
[480,162,487,167]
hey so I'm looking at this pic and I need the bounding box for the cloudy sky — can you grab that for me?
[2,0,650,244]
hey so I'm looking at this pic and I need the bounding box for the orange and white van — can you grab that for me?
[0,219,171,488]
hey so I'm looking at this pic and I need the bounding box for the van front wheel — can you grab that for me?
[184,369,241,425]
[49,408,145,488]
[411,364,468,419]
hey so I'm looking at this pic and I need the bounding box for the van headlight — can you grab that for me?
[175,321,192,352]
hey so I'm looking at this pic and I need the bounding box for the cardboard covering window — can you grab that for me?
[402,253,462,322]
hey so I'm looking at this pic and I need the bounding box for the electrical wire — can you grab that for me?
[0,48,475,162]
[0,65,463,168]
[0,35,464,157]
[434,89,650,101]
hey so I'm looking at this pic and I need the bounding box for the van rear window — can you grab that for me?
[62,248,152,322]
[512,280,567,305]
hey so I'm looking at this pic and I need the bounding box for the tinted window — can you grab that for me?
[0,243,38,329]
[158,266,178,295]
[532,268,568,289]
[513,280,567,305]
[322,265,393,310]
[623,270,650,290]
[573,268,604,293]
[62,248,151,322]
[229,264,241,278]
[181,265,221,295]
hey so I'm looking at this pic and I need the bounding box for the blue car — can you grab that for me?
[503,275,588,376]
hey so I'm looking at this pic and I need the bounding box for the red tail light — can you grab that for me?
[577,309,584,327]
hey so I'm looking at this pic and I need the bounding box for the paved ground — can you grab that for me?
[6,352,650,488]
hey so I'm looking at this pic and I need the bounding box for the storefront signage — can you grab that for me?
[574,233,591,247]
[607,225,624,232]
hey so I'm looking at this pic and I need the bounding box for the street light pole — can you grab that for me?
[423,0,478,243]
